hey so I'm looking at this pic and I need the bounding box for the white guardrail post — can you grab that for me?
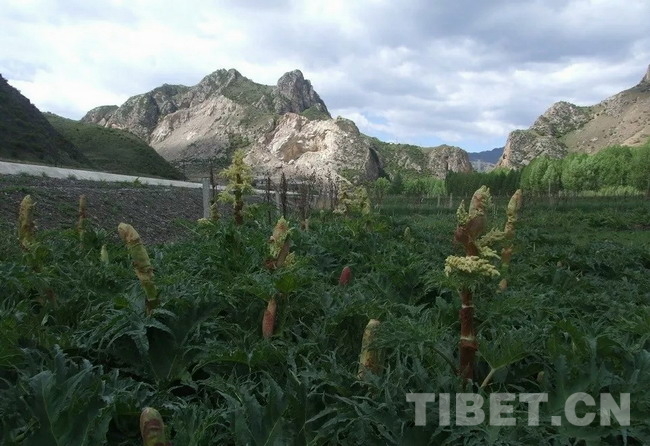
[202,177,210,219]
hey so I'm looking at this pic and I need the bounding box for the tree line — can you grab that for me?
[519,142,650,196]
[368,139,650,199]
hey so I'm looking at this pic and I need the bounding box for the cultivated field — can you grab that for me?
[0,191,649,444]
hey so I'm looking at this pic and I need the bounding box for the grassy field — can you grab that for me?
[0,194,649,444]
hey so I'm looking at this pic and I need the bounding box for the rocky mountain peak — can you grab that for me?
[274,69,330,117]
[277,69,305,86]
[643,64,650,84]
[197,68,243,92]
[531,101,591,137]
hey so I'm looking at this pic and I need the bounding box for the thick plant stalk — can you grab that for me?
[18,195,35,250]
[262,297,277,339]
[458,288,476,381]
[339,266,352,286]
[262,218,294,339]
[358,319,382,379]
[140,407,171,446]
[77,195,87,242]
[100,244,109,265]
[234,173,244,225]
[499,189,523,291]
[451,186,491,382]
[118,223,158,314]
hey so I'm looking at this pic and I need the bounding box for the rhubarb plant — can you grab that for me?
[118,223,158,314]
[219,149,253,225]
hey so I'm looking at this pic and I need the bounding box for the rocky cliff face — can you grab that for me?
[425,145,473,178]
[246,113,381,180]
[497,65,650,168]
[370,140,472,179]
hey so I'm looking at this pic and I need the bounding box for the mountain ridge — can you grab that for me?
[82,68,473,181]
[497,64,650,168]
[0,74,90,167]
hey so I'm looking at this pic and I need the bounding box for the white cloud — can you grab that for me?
[1,0,648,151]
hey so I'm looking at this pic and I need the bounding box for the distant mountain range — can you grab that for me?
[3,63,649,182]
[467,147,503,171]
[468,147,503,164]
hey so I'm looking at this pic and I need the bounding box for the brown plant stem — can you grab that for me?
[459,287,477,382]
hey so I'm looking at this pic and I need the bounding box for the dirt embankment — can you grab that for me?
[0,175,204,244]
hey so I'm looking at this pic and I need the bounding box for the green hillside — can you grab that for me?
[0,75,90,167]
[46,114,185,180]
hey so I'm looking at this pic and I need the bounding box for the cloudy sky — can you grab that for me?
[2,0,649,152]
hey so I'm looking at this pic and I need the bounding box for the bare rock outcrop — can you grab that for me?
[246,113,380,181]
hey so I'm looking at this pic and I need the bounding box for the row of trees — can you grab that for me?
[445,169,521,197]
[367,140,650,200]
[520,142,650,195]
[369,174,446,201]
[368,169,521,201]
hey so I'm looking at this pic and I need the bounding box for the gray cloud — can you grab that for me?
[1,0,648,151]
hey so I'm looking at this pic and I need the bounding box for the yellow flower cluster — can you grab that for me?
[219,149,253,204]
[444,255,500,278]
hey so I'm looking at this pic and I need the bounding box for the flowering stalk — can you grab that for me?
[262,218,295,338]
[118,223,158,314]
[100,244,109,265]
[77,195,87,244]
[209,200,219,222]
[17,195,55,303]
[140,407,171,446]
[18,195,35,251]
[339,266,352,286]
[219,149,253,225]
[357,319,382,379]
[446,186,493,382]
[499,189,523,291]
[266,217,294,270]
[262,297,277,339]
[334,184,371,216]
